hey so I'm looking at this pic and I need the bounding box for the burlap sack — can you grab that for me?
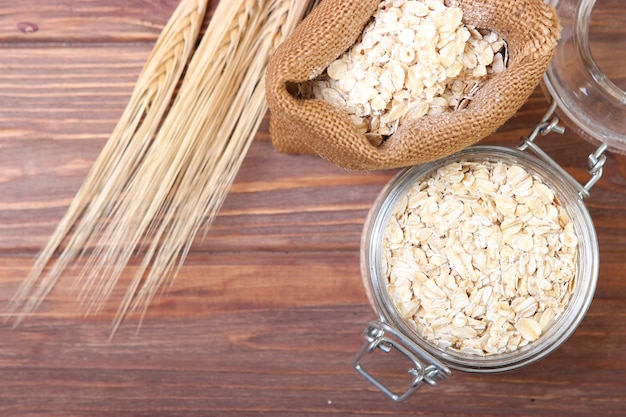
[265,0,560,170]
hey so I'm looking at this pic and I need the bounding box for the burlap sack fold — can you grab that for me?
[265,0,560,170]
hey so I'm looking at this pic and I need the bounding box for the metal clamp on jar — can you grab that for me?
[353,0,625,401]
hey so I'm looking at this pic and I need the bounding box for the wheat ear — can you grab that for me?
[102,0,318,333]
[10,0,317,334]
[8,0,208,322]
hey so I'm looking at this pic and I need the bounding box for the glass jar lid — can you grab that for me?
[543,0,626,154]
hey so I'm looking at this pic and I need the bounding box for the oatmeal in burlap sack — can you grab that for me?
[265,0,560,170]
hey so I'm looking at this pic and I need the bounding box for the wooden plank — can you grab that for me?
[0,251,624,416]
[0,0,188,43]
[0,252,368,319]
[0,45,150,140]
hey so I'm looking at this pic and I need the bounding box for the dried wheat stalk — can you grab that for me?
[9,0,317,334]
[8,0,208,323]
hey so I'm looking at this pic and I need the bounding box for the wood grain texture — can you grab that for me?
[1,0,626,416]
[0,0,182,43]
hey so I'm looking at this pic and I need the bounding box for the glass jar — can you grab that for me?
[353,0,624,401]
[543,0,626,154]
[355,145,599,401]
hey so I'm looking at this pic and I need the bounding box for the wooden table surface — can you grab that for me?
[1,1,625,416]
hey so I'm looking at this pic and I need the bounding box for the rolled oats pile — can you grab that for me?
[383,161,578,356]
[298,0,507,144]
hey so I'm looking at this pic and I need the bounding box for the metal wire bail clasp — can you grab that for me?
[353,321,451,402]
[518,100,608,199]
